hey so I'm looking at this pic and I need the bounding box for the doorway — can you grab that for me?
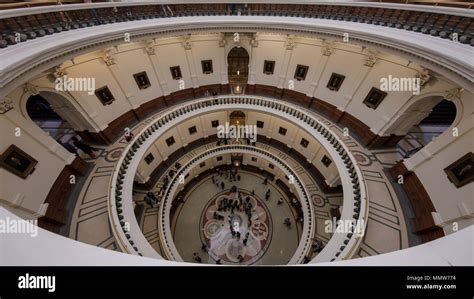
[395,98,457,158]
[227,47,249,94]
[229,111,246,126]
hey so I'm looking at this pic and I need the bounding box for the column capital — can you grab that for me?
[218,34,227,47]
[363,49,378,67]
[250,33,259,48]
[52,65,67,79]
[102,49,116,66]
[321,40,335,56]
[182,34,192,50]
[0,98,13,114]
[445,87,463,101]
[415,68,432,86]
[145,40,156,55]
[24,83,39,95]
[285,34,296,50]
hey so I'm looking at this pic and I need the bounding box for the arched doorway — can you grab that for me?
[26,94,75,143]
[26,91,99,156]
[391,97,458,158]
[227,47,249,94]
[229,111,246,126]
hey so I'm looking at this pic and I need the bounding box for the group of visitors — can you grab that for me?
[212,167,240,190]
[216,137,229,146]
[203,89,219,97]
[143,191,160,208]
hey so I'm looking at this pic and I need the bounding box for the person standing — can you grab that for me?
[193,252,202,263]
[220,181,225,190]
[71,137,98,158]
[265,189,271,201]
[124,128,134,143]
[60,141,78,155]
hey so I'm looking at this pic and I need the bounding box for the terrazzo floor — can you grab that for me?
[171,172,301,265]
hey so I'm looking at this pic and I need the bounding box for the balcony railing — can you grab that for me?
[108,94,368,264]
[159,144,314,264]
[0,2,472,49]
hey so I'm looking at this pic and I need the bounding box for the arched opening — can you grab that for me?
[26,94,75,144]
[227,47,249,94]
[26,91,99,158]
[229,111,246,126]
[393,98,458,158]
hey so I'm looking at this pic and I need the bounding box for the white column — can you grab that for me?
[277,36,295,89]
[144,41,165,97]
[338,50,377,112]
[247,35,259,85]
[308,44,331,97]
[219,35,229,85]
[103,51,137,110]
[182,36,199,89]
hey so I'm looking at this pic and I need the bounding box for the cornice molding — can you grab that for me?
[0,18,472,97]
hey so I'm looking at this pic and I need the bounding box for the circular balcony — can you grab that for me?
[108,94,368,264]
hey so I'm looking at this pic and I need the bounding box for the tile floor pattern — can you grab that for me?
[67,102,436,262]
[171,172,301,265]
[134,141,334,262]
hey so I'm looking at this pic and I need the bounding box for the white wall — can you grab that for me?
[0,109,73,220]
[6,33,460,138]
[410,91,474,234]
[3,32,472,233]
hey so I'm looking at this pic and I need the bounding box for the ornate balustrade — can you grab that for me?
[108,95,368,264]
[0,1,472,49]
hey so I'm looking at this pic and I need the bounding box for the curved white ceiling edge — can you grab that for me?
[0,15,473,98]
[0,0,471,18]
[1,207,471,266]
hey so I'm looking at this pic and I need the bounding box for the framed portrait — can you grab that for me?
[294,64,309,81]
[327,73,345,91]
[144,153,154,165]
[201,60,213,74]
[263,60,275,75]
[170,66,182,80]
[211,120,219,128]
[444,152,474,188]
[216,156,223,161]
[300,138,309,148]
[0,145,38,179]
[95,86,115,105]
[279,127,287,136]
[321,155,332,167]
[166,136,175,147]
[256,121,264,128]
[133,71,151,90]
[188,126,197,135]
[363,87,387,109]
